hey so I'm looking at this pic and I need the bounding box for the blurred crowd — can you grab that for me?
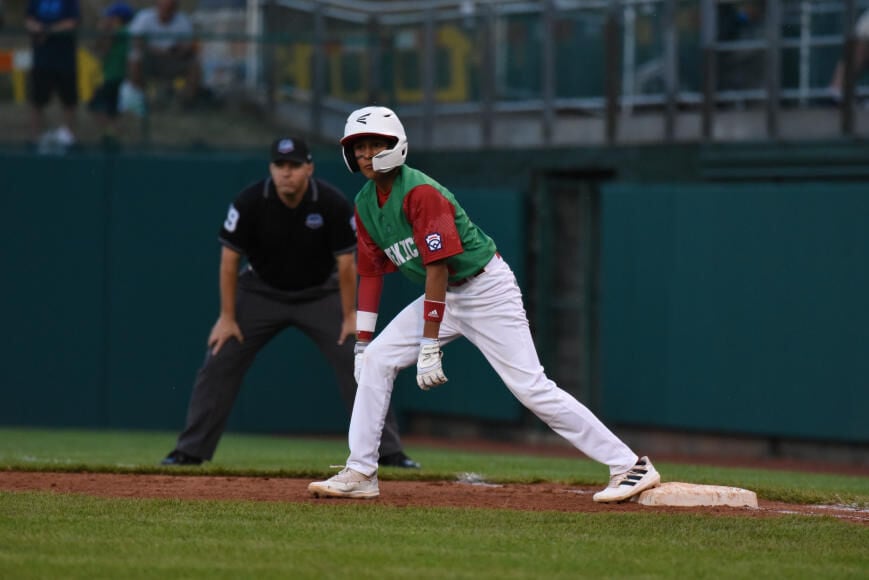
[22,0,209,150]
[1,0,866,151]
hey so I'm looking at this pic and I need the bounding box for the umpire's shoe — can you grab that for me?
[378,451,421,469]
[593,456,661,503]
[160,450,204,466]
[308,467,379,499]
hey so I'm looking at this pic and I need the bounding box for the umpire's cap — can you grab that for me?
[270,137,313,164]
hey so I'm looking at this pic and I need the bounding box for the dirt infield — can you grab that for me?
[1,471,868,524]
[2,437,867,524]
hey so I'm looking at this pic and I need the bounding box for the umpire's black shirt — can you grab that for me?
[219,177,356,292]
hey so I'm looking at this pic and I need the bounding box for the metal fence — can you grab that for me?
[263,0,868,146]
[0,0,866,148]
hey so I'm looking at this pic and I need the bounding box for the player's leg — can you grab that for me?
[309,296,460,495]
[169,280,283,463]
[293,292,416,465]
[343,295,439,475]
[450,257,638,474]
[452,265,660,501]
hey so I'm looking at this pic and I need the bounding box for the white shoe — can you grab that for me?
[593,456,661,503]
[308,467,379,499]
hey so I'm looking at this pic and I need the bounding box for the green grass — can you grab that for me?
[1,492,867,580]
[1,427,867,579]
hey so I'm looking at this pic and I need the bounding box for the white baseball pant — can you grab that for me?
[346,254,638,476]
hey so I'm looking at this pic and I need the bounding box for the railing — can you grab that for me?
[0,0,865,149]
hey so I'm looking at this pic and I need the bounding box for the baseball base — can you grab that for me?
[634,482,758,508]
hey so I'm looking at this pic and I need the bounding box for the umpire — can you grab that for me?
[161,137,419,468]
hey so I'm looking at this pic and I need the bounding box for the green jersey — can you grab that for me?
[355,165,496,285]
[102,28,130,83]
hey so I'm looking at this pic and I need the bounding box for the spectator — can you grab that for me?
[25,0,80,145]
[829,9,869,102]
[160,137,419,469]
[89,2,135,143]
[127,0,201,107]
[717,1,765,94]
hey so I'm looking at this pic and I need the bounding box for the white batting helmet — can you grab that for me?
[340,106,408,173]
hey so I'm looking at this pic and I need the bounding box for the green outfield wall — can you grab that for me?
[0,149,525,436]
[1,144,867,444]
[600,182,869,443]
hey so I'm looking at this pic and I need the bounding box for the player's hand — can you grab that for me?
[353,341,369,384]
[208,316,244,355]
[416,338,447,390]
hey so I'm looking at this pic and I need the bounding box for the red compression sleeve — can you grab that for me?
[357,275,384,341]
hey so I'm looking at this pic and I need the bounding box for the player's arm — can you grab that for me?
[405,185,461,389]
[335,251,356,345]
[422,261,448,339]
[416,259,449,385]
[208,246,244,355]
[354,212,387,343]
[353,211,389,383]
[406,184,460,341]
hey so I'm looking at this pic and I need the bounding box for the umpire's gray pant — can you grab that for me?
[174,271,405,461]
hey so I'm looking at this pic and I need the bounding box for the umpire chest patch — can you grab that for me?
[305,213,324,229]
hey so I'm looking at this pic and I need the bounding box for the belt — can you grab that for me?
[447,252,500,288]
[448,267,485,288]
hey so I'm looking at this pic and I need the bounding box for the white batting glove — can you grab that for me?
[416,338,447,390]
[353,341,368,384]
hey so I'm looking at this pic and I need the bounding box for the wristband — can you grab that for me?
[423,299,446,322]
[357,310,378,337]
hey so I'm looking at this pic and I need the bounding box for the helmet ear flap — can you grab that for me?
[342,144,360,173]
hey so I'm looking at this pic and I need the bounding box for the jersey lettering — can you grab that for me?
[224,204,240,232]
[383,236,419,266]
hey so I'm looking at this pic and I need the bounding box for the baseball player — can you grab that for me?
[161,137,419,469]
[308,107,661,502]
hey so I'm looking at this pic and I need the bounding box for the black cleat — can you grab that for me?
[160,450,204,466]
[378,451,421,469]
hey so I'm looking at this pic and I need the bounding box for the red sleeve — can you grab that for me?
[357,274,383,315]
[403,185,463,265]
[355,207,397,277]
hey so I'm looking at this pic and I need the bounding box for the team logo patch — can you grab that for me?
[305,213,324,229]
[425,232,443,251]
[277,139,296,153]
